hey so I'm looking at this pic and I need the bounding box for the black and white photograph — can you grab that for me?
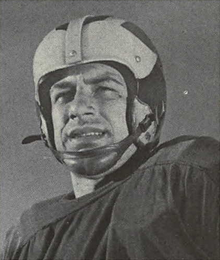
[0,0,219,259]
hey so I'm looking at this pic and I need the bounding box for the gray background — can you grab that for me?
[0,0,219,247]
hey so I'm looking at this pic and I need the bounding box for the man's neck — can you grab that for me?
[70,172,104,198]
[69,144,138,198]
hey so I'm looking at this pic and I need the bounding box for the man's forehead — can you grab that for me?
[52,63,126,86]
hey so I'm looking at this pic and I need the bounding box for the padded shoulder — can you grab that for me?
[143,136,219,182]
[16,193,70,246]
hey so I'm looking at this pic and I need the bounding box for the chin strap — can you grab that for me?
[21,114,156,176]
[51,114,155,176]
[56,113,155,159]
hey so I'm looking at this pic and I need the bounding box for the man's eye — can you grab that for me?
[96,86,120,99]
[52,91,73,103]
[99,86,115,92]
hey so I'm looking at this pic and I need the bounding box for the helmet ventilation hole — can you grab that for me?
[135,56,141,62]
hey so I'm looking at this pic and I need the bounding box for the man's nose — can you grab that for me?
[68,90,95,120]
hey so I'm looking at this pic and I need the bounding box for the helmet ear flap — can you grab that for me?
[132,98,157,147]
[132,98,152,127]
[36,102,50,148]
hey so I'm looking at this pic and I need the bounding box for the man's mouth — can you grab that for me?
[65,127,111,151]
[71,131,105,139]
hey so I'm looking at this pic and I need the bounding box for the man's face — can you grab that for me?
[50,63,129,152]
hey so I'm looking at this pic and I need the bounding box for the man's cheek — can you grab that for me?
[111,115,128,142]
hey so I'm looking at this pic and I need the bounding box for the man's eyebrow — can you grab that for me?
[85,73,125,86]
[50,81,76,92]
[50,72,125,92]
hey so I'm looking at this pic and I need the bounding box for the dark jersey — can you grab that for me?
[1,136,219,260]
